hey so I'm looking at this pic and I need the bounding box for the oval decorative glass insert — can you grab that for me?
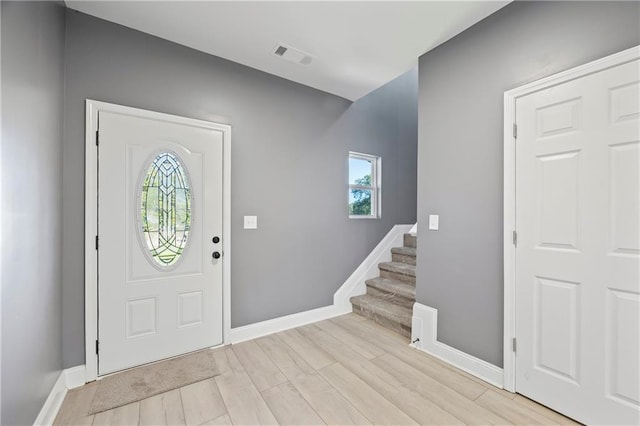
[140,151,191,267]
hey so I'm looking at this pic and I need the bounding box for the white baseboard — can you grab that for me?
[229,305,342,344]
[34,371,68,426]
[333,224,414,313]
[411,302,504,388]
[64,365,86,389]
[34,365,86,426]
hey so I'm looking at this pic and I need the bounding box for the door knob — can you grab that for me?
[212,251,221,259]
[212,236,220,244]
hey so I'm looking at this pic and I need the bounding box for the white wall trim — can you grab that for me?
[33,372,67,426]
[333,224,413,313]
[502,45,640,392]
[84,100,99,383]
[34,365,87,426]
[229,305,342,344]
[85,100,232,381]
[411,302,504,389]
[64,365,87,390]
[0,6,3,422]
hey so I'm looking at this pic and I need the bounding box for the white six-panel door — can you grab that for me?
[98,111,224,375]
[515,58,639,424]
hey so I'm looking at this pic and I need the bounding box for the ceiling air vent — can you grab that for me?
[272,43,313,65]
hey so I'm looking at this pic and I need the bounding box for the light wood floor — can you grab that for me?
[55,314,579,425]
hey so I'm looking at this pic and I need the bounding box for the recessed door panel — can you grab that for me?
[607,289,640,407]
[534,277,580,383]
[179,291,204,328]
[609,142,640,255]
[126,297,158,338]
[610,82,640,124]
[536,98,581,138]
[536,151,580,250]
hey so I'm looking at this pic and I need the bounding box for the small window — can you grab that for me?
[349,152,380,218]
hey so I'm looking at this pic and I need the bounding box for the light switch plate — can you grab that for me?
[244,215,258,229]
[428,214,439,230]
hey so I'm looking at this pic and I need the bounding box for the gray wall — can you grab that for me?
[416,1,640,367]
[62,11,417,367]
[1,2,66,424]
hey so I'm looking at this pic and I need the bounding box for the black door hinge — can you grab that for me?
[513,123,518,139]
[95,235,99,250]
[96,130,99,146]
[95,340,99,354]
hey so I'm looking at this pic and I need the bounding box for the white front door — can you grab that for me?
[515,58,639,424]
[98,110,224,375]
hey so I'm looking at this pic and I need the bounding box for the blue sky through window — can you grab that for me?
[349,157,373,204]
[349,157,372,185]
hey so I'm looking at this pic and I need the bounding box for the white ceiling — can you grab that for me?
[65,1,510,101]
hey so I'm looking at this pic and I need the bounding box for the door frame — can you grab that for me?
[84,100,232,381]
[502,45,639,392]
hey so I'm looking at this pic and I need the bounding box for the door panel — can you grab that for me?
[607,289,639,407]
[515,59,639,424]
[98,111,223,375]
[536,151,580,250]
[610,141,639,255]
[534,276,580,384]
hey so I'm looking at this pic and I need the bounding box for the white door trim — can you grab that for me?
[502,45,640,393]
[84,100,232,382]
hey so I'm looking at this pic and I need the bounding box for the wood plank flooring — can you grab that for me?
[55,314,579,425]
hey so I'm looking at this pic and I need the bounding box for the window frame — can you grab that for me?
[348,151,381,219]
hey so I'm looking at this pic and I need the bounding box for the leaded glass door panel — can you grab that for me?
[98,110,223,375]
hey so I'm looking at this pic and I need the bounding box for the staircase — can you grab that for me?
[350,233,416,338]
